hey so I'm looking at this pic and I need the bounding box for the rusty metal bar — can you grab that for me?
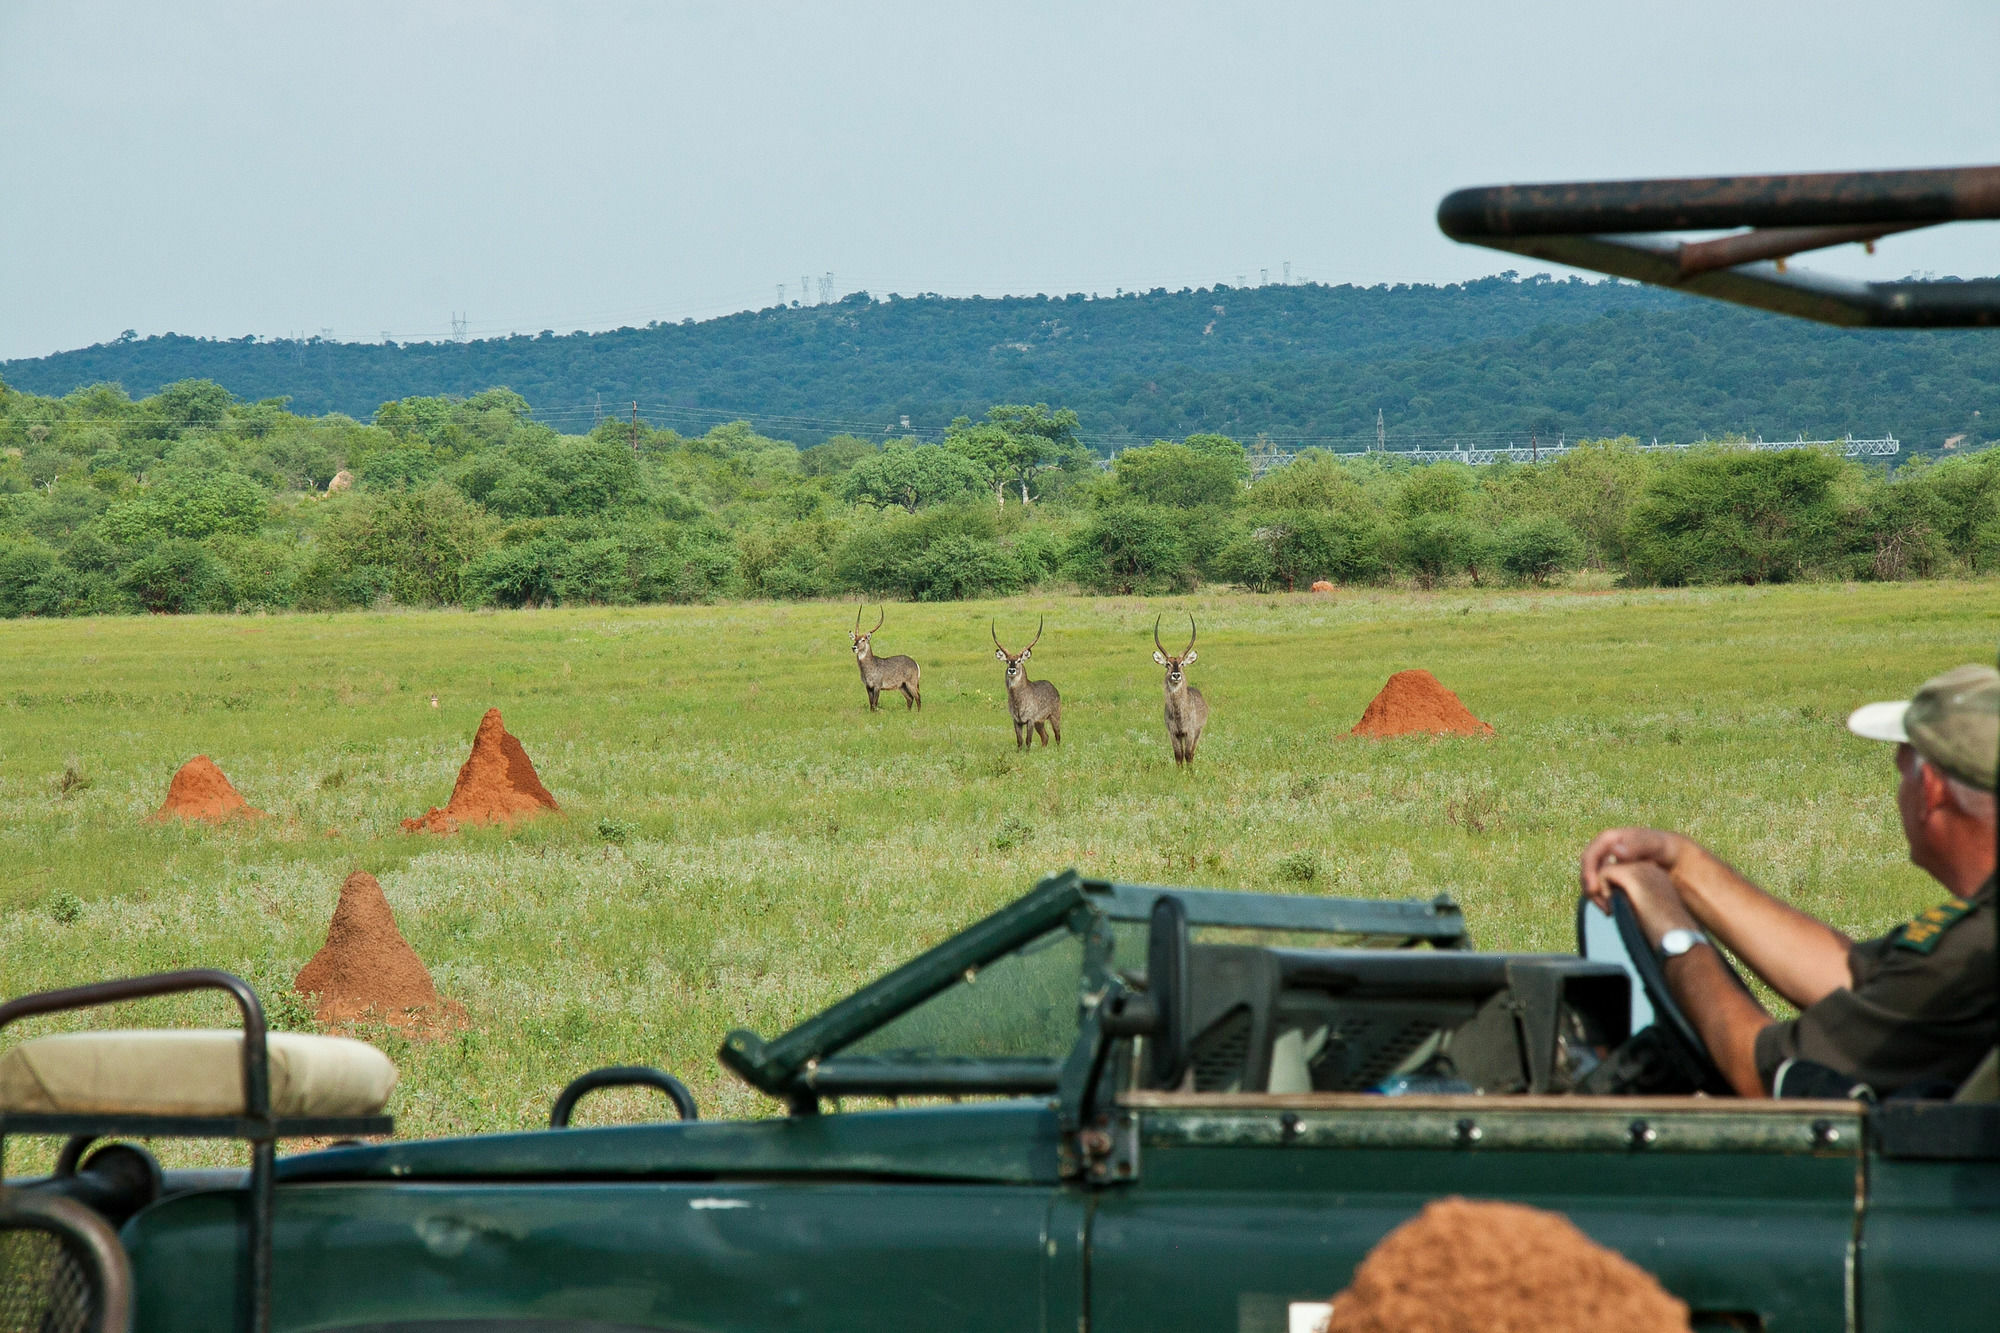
[1437,165,2000,328]
[1675,223,1932,279]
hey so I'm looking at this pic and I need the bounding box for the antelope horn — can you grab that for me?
[1184,614,1197,657]
[871,605,885,635]
[1154,615,1166,655]
[853,604,864,633]
[991,618,1006,654]
[1025,615,1044,652]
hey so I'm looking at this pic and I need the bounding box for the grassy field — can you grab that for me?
[1,582,1993,1155]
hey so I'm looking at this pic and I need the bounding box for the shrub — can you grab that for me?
[0,540,68,617]
[1624,449,1849,585]
[1063,504,1192,594]
[465,540,563,608]
[120,539,235,612]
[1496,515,1585,584]
[900,532,1023,601]
[99,471,269,544]
[314,483,492,605]
[1398,514,1489,588]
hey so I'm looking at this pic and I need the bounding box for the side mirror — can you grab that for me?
[1104,895,1190,1088]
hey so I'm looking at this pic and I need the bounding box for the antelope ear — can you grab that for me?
[995,648,1007,660]
[1019,646,1031,659]
[1182,650,1197,665]
[1152,650,1168,665]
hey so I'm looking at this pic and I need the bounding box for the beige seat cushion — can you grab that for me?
[0,1031,397,1118]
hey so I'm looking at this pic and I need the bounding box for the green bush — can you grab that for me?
[1064,504,1192,594]
[1398,514,1489,588]
[1496,515,1585,584]
[901,532,1023,601]
[120,539,235,613]
[0,540,68,617]
[1624,449,1849,586]
[99,471,269,544]
[314,483,491,605]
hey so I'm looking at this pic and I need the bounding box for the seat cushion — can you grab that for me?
[0,1031,397,1118]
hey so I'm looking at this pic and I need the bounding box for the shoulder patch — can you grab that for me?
[1892,899,1974,954]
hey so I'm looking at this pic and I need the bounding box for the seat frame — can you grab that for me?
[0,969,393,1333]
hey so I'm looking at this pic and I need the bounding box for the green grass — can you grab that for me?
[1,582,1992,1153]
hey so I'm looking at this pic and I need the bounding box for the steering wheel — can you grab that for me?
[1575,887,1746,1096]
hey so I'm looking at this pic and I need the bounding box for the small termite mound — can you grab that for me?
[1349,669,1493,738]
[403,708,559,834]
[1325,1197,1691,1333]
[152,755,266,823]
[294,871,462,1034]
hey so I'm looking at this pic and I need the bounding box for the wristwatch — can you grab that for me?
[1658,928,1710,959]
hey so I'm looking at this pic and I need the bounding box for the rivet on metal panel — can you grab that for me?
[1629,1119,1658,1149]
[1811,1119,1842,1148]
[1453,1118,1483,1146]
[1281,1112,1304,1143]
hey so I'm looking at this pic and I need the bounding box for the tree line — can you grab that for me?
[4,276,1993,452]
[1,376,1997,619]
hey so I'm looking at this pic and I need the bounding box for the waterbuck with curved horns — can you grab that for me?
[1154,615,1208,766]
[850,605,921,711]
[992,617,1061,748]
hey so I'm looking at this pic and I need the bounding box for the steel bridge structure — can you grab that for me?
[1244,434,1899,477]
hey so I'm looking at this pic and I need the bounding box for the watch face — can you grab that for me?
[1660,928,1704,958]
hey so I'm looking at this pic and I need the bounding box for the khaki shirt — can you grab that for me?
[1753,878,1996,1096]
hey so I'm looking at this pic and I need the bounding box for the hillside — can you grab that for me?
[8,277,1994,452]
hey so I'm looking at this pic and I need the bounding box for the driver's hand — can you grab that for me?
[1599,862,1700,946]
[1580,826,1691,908]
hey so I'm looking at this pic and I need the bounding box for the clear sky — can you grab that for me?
[3,1,1996,361]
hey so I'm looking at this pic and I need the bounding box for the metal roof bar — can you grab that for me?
[1438,165,2000,328]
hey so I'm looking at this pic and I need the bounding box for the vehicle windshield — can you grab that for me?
[834,924,1086,1063]
[827,914,1436,1068]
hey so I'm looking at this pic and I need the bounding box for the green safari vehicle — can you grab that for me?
[4,868,2000,1333]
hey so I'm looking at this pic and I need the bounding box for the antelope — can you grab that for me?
[850,605,922,711]
[992,617,1061,748]
[1154,615,1208,766]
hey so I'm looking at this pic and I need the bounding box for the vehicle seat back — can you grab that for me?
[1952,1047,1999,1103]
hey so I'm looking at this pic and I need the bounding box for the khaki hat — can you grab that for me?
[1847,663,2000,791]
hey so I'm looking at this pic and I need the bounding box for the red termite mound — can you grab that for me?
[294,871,453,1030]
[1325,1197,1691,1333]
[402,708,558,834]
[152,755,265,823]
[1349,669,1493,738]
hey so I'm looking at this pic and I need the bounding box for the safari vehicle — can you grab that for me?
[4,869,1999,1333]
[8,164,2000,1333]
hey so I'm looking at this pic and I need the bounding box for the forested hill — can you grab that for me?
[6,275,1996,451]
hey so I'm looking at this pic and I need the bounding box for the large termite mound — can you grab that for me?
[294,871,456,1031]
[151,755,265,823]
[1325,1197,1691,1333]
[1349,669,1494,738]
[402,708,558,833]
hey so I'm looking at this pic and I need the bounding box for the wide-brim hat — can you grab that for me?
[1848,663,2000,792]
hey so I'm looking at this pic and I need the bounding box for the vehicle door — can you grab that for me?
[1084,1092,1863,1333]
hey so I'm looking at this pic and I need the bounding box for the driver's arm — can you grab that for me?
[1583,827,1854,1008]
[1601,861,1775,1097]
[1665,941,1774,1098]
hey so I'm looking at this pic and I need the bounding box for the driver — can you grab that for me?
[1579,664,1997,1099]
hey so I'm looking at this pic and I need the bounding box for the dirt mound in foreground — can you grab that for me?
[294,871,456,1031]
[152,755,265,823]
[1349,669,1493,738]
[1326,1197,1690,1333]
[402,708,558,833]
